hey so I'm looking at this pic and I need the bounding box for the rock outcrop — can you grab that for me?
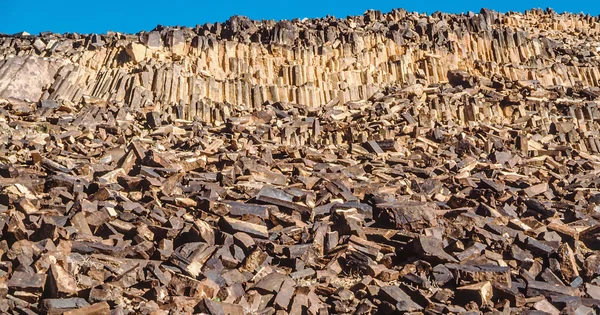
[1,8,600,121]
[2,8,600,315]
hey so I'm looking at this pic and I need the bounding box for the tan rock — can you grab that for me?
[126,42,147,63]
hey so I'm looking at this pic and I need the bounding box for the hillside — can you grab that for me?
[0,8,600,315]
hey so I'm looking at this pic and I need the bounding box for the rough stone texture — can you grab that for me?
[1,7,600,315]
[0,56,66,101]
[1,8,600,114]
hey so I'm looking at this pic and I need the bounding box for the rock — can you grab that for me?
[379,285,423,312]
[62,302,110,315]
[455,281,493,306]
[126,42,147,63]
[415,236,458,263]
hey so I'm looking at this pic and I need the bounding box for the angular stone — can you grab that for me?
[218,216,268,239]
[379,285,423,312]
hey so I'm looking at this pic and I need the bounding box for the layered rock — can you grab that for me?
[1,8,600,124]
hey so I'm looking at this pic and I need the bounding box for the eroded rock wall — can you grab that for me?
[1,8,600,121]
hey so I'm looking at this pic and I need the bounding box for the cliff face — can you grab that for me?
[1,8,600,122]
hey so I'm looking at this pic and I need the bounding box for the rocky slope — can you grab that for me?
[1,7,600,315]
[2,9,600,121]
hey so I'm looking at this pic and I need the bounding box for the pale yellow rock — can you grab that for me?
[171,42,186,57]
[2,9,600,118]
[126,42,147,63]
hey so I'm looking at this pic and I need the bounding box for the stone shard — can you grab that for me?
[379,285,423,312]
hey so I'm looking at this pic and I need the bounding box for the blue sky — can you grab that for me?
[2,0,599,35]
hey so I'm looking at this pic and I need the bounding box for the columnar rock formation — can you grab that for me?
[3,8,600,315]
[1,8,600,122]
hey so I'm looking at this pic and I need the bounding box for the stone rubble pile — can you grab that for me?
[0,7,600,315]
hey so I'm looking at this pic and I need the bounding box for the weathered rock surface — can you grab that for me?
[0,6,600,315]
[2,8,600,116]
[0,56,67,101]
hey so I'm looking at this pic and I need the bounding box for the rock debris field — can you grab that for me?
[1,7,600,315]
